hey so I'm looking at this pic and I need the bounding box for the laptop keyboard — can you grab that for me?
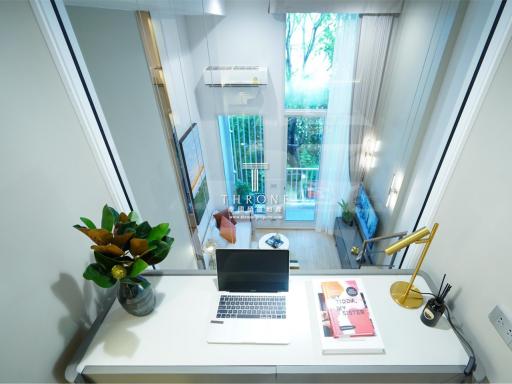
[216,295,286,319]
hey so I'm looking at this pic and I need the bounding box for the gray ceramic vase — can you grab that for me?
[117,277,155,316]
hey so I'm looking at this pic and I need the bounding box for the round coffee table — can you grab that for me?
[258,232,290,250]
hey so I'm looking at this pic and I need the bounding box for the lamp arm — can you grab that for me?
[400,223,439,303]
[358,231,407,267]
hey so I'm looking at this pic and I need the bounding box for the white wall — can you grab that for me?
[424,36,512,382]
[151,12,215,242]
[365,0,461,236]
[66,6,196,269]
[393,0,498,255]
[184,0,286,215]
[0,1,114,381]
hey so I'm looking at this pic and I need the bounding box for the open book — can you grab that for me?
[313,278,384,354]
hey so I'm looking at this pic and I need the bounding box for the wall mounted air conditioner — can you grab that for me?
[203,66,268,87]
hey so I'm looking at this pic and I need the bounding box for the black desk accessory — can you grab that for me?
[415,274,476,377]
[420,274,452,327]
[421,297,446,327]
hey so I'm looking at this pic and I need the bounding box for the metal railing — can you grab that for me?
[226,115,264,187]
[285,167,319,203]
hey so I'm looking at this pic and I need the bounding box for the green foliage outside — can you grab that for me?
[223,115,265,209]
[287,116,324,169]
[285,13,338,109]
[235,180,253,210]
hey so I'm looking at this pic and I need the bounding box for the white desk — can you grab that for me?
[72,271,469,383]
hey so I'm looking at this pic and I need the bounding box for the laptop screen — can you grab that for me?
[216,249,289,292]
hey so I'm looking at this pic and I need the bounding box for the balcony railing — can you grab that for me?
[285,167,319,203]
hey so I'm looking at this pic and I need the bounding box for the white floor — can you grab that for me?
[253,229,341,270]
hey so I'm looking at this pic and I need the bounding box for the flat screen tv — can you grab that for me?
[355,185,378,240]
[178,123,209,224]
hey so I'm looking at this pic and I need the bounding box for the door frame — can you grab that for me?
[282,109,327,227]
[30,0,137,214]
[30,0,204,268]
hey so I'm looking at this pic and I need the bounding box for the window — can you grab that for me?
[284,13,335,220]
[218,115,265,211]
[285,115,324,220]
[285,13,337,110]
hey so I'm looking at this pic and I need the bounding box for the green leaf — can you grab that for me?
[94,251,123,270]
[135,221,151,239]
[142,240,171,265]
[80,217,96,229]
[101,204,115,232]
[129,238,149,256]
[83,263,116,288]
[73,226,113,245]
[128,211,140,223]
[163,235,174,247]
[110,207,120,225]
[129,258,149,277]
[147,223,170,243]
[116,221,137,235]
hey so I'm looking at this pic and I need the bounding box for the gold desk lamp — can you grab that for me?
[384,223,439,309]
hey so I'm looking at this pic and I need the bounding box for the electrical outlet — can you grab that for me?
[488,305,512,349]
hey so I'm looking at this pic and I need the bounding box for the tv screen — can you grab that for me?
[178,123,209,224]
[355,185,378,239]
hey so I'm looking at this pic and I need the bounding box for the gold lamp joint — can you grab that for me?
[384,223,439,309]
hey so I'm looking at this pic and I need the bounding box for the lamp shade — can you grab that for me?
[384,227,430,255]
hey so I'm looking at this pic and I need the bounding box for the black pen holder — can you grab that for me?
[420,297,445,327]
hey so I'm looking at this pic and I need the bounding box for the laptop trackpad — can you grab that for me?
[207,319,290,345]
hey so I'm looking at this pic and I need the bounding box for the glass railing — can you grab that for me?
[285,167,319,221]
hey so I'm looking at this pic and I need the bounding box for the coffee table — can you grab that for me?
[258,232,290,250]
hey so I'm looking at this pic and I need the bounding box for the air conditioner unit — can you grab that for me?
[203,66,268,87]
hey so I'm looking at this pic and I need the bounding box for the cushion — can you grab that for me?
[219,216,237,244]
[213,209,237,229]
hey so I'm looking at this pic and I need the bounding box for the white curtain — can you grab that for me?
[349,15,393,186]
[315,14,359,234]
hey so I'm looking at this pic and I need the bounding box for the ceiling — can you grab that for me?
[64,0,225,15]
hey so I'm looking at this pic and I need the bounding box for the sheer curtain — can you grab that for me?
[349,15,393,186]
[315,14,359,234]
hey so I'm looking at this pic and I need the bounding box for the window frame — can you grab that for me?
[283,109,327,223]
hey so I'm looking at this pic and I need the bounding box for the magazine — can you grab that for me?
[313,278,384,354]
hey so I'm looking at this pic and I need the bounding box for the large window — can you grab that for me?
[284,13,335,220]
[285,13,337,109]
[218,115,265,212]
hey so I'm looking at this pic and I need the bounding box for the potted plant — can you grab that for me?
[74,204,173,316]
[338,199,354,226]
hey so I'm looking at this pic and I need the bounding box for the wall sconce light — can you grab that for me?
[361,136,380,171]
[386,172,402,210]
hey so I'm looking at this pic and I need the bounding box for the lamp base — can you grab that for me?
[390,281,424,309]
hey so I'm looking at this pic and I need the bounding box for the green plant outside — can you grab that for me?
[285,13,338,109]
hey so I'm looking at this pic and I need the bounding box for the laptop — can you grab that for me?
[207,249,290,345]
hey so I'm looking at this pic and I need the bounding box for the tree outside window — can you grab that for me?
[285,13,338,109]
